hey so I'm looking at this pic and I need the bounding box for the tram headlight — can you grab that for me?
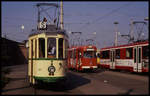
[48,66,56,73]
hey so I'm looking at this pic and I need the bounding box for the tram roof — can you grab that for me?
[101,40,149,50]
[29,24,68,37]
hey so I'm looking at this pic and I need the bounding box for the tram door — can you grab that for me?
[134,46,142,72]
[110,50,115,69]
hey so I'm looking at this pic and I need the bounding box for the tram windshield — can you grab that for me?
[47,38,56,58]
[83,51,96,58]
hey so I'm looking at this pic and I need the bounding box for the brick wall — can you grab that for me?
[1,38,28,66]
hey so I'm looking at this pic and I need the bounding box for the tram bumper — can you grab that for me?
[34,76,66,83]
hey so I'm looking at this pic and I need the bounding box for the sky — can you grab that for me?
[1,1,149,48]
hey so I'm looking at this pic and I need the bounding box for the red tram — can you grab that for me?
[67,45,97,71]
[99,41,149,73]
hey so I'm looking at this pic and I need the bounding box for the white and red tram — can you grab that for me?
[67,45,97,71]
[99,41,149,72]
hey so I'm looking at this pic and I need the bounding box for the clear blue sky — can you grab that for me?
[1,1,148,48]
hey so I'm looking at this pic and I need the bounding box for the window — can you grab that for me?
[126,48,133,59]
[35,39,37,58]
[115,49,120,59]
[139,48,141,63]
[47,38,56,58]
[59,38,63,59]
[83,51,96,58]
[39,38,45,58]
[142,46,149,59]
[101,50,110,59]
[65,39,69,58]
[31,40,33,58]
[134,48,136,63]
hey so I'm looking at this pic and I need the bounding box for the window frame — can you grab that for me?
[47,37,56,59]
[115,49,120,59]
[39,38,45,58]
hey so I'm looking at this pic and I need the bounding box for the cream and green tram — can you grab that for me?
[28,25,69,85]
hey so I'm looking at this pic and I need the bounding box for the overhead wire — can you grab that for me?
[77,2,132,31]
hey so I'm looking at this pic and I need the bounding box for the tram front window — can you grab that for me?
[84,51,96,58]
[47,38,56,58]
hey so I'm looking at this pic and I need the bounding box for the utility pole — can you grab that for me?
[114,21,119,46]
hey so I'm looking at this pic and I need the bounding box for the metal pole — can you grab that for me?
[130,19,134,42]
[114,22,119,46]
[37,6,40,24]
[60,1,64,30]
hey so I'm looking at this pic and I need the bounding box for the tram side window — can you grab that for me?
[47,38,56,58]
[115,49,120,59]
[39,38,45,58]
[31,40,33,58]
[101,50,110,59]
[126,48,133,59]
[142,46,149,59]
[59,38,63,59]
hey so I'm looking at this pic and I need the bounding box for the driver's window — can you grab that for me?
[47,38,56,58]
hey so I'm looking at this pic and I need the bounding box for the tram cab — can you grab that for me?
[28,24,69,84]
[67,45,97,71]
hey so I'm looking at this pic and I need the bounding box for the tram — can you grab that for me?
[99,40,149,73]
[67,45,97,71]
[28,3,69,85]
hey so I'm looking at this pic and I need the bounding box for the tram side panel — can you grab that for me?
[100,42,149,73]
[99,50,110,69]
[100,48,135,72]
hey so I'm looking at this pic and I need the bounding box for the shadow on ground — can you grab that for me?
[34,72,91,92]
[70,67,106,74]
